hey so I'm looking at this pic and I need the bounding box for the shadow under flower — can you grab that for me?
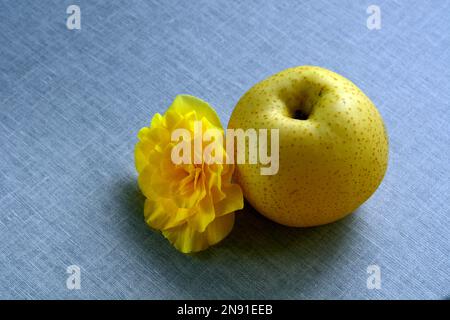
[207,201,356,253]
[116,177,363,299]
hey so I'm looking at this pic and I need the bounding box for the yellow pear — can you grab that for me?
[228,66,388,227]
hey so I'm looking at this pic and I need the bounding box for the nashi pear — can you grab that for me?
[228,66,388,227]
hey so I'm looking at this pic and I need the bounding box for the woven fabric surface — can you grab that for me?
[0,0,449,299]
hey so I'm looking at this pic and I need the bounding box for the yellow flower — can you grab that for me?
[135,95,244,253]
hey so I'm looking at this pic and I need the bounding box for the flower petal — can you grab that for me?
[148,127,170,147]
[172,170,206,209]
[162,213,235,253]
[214,184,244,216]
[205,213,235,246]
[137,127,151,140]
[162,223,208,253]
[187,194,215,232]
[137,165,154,199]
[144,198,191,230]
[167,95,222,129]
[164,110,183,129]
[135,139,154,173]
[150,113,164,127]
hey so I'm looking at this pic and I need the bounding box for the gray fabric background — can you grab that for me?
[0,0,449,299]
